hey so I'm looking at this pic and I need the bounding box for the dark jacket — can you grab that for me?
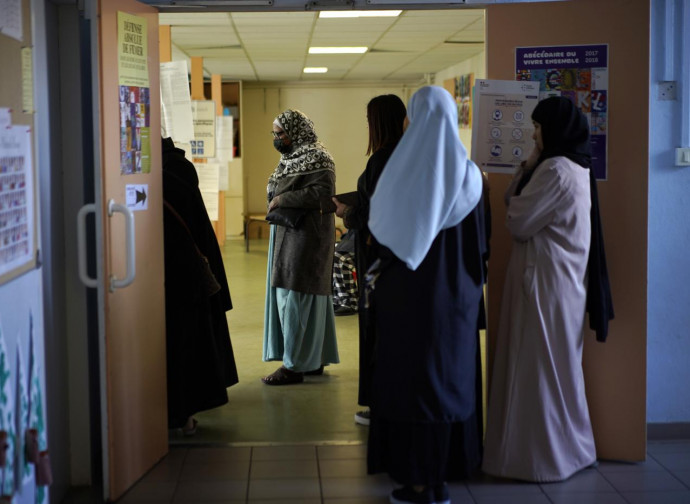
[271,169,336,296]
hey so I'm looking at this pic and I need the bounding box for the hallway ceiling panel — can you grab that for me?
[159,9,484,83]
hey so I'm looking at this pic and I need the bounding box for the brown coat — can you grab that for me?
[271,169,335,296]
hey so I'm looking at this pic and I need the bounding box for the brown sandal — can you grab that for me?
[262,366,304,385]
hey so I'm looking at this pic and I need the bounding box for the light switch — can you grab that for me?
[676,148,690,166]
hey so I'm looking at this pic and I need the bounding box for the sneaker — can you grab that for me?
[389,486,436,504]
[354,409,370,426]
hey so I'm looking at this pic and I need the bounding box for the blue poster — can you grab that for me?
[516,44,609,180]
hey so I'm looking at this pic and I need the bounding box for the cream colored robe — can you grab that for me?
[483,156,596,482]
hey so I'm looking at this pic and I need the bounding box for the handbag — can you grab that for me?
[265,207,308,229]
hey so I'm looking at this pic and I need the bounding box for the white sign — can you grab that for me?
[471,79,540,174]
[125,184,148,211]
[160,61,194,143]
[195,163,219,221]
[191,100,216,158]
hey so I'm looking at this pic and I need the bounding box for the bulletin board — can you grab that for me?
[0,0,38,286]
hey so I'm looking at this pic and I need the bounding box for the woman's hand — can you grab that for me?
[268,195,281,211]
[332,197,349,218]
[524,145,541,171]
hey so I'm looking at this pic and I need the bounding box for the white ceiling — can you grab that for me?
[159,9,485,83]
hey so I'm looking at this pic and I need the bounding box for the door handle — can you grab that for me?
[77,203,98,288]
[107,199,136,292]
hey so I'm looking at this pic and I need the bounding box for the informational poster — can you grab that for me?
[160,60,194,143]
[195,162,220,221]
[211,116,234,191]
[516,44,609,179]
[118,12,150,175]
[0,0,23,42]
[117,12,149,88]
[0,125,35,282]
[471,79,540,174]
[191,101,216,158]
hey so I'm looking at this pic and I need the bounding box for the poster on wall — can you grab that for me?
[471,79,540,174]
[195,162,220,221]
[0,0,23,42]
[516,44,609,179]
[160,60,194,143]
[191,101,216,158]
[456,73,474,129]
[117,12,151,175]
[0,125,35,283]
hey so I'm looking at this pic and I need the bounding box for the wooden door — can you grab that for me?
[95,0,167,499]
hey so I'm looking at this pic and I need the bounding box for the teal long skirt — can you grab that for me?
[263,225,339,372]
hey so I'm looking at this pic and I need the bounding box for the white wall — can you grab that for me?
[242,84,416,215]
[434,51,486,157]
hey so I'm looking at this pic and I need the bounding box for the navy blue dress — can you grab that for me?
[367,198,487,485]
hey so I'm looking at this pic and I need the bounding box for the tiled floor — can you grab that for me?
[115,440,690,503]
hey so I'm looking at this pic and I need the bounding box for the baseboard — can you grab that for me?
[647,422,690,440]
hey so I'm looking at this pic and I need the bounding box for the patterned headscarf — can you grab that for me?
[267,109,335,191]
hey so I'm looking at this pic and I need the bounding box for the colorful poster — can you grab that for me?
[119,84,151,174]
[471,79,540,174]
[14,344,29,487]
[118,12,150,175]
[0,125,35,281]
[516,44,609,179]
[456,73,474,129]
[28,322,47,503]
[0,320,16,497]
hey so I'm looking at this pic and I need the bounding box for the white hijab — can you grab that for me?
[368,86,483,270]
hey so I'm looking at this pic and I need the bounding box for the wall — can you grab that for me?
[242,84,416,216]
[434,50,486,155]
[0,0,50,502]
[648,0,690,426]
[486,0,650,460]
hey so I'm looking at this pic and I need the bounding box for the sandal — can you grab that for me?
[262,366,304,385]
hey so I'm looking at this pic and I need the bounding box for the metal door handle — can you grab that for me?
[107,199,136,292]
[77,203,98,288]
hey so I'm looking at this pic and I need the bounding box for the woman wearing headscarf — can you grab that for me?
[332,94,407,426]
[262,109,340,385]
[483,96,612,482]
[162,137,239,433]
[366,86,486,504]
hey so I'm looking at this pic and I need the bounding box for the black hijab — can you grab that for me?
[516,96,591,195]
[517,96,614,342]
[533,96,592,168]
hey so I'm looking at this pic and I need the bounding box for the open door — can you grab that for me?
[86,0,167,499]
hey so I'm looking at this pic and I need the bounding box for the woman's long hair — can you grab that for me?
[366,94,407,155]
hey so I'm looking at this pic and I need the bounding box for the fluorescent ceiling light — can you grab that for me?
[309,47,367,54]
[319,10,402,18]
[304,67,328,73]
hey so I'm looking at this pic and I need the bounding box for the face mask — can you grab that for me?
[273,138,292,154]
